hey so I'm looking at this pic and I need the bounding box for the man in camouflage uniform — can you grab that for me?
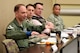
[47,4,65,32]
[6,4,41,50]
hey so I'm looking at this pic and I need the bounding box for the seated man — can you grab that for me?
[26,4,42,26]
[32,2,54,33]
[6,4,40,50]
[47,4,65,31]
[32,2,46,25]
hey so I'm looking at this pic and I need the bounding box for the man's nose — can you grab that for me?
[25,13,27,17]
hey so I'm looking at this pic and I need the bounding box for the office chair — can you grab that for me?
[2,39,19,53]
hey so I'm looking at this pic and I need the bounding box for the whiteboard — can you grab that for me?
[56,0,80,4]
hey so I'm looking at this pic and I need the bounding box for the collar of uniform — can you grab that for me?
[26,18,32,21]
[32,16,43,19]
[53,14,59,18]
[13,18,23,28]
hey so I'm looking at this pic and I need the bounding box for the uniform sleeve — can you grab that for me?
[61,18,65,29]
[47,15,56,31]
[47,15,55,23]
[33,25,45,33]
[27,24,45,33]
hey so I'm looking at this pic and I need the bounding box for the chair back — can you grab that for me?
[3,34,7,38]
[2,39,19,53]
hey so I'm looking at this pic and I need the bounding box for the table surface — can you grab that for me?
[20,44,53,53]
[19,35,77,53]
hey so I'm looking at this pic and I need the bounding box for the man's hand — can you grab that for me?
[45,22,54,30]
[31,31,40,35]
[42,28,51,34]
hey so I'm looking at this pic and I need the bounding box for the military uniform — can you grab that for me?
[47,14,65,31]
[32,16,46,25]
[6,18,45,50]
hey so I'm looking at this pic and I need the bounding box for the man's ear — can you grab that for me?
[15,11,18,14]
[15,11,19,16]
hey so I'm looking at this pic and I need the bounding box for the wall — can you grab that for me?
[56,0,80,4]
[0,0,53,53]
[61,4,80,28]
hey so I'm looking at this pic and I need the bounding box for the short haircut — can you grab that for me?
[14,4,25,12]
[26,4,34,8]
[53,3,60,8]
[34,2,43,8]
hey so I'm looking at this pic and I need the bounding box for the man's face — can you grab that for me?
[53,5,60,16]
[34,4,43,16]
[26,6,34,18]
[16,6,27,21]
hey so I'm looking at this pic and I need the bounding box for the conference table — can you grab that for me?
[19,33,79,53]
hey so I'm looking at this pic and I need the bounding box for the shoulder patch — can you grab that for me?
[7,25,14,29]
